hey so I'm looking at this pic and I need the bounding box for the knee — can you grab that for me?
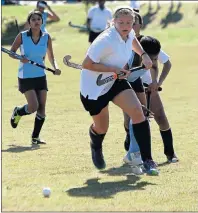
[93,124,109,134]
[130,105,145,123]
[37,103,46,115]
[28,102,39,113]
[154,109,168,125]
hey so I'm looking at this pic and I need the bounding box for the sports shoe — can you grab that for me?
[32,138,46,145]
[90,143,106,170]
[167,154,179,163]
[143,159,159,176]
[124,133,130,151]
[10,107,21,128]
[123,152,144,175]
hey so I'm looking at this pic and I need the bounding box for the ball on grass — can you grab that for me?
[43,187,51,198]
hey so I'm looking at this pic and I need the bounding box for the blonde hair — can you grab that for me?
[113,7,135,20]
[107,7,135,28]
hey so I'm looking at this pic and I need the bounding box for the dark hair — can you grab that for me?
[134,11,143,25]
[27,10,43,24]
[140,36,161,55]
[36,1,47,7]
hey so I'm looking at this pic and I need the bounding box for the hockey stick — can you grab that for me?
[63,55,82,70]
[96,65,145,86]
[68,21,103,33]
[142,104,154,117]
[145,86,162,117]
[68,21,88,31]
[2,47,23,60]
[1,47,56,74]
[146,91,151,117]
[63,54,154,116]
[63,55,145,86]
[15,18,20,33]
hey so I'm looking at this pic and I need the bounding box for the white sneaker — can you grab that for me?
[123,152,144,175]
[123,152,143,165]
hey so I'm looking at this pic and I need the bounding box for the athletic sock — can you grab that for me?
[89,126,106,150]
[124,126,130,140]
[133,119,152,162]
[32,114,45,138]
[129,119,140,153]
[17,104,31,116]
[160,128,174,156]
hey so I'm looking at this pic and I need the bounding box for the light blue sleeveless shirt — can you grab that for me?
[41,12,48,32]
[19,30,49,79]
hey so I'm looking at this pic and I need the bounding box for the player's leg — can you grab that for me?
[123,118,144,175]
[124,78,146,158]
[150,91,178,163]
[11,78,40,128]
[113,81,158,175]
[10,90,38,128]
[90,106,109,169]
[125,91,153,174]
[123,111,130,151]
[80,93,109,170]
[123,78,147,151]
[31,90,47,145]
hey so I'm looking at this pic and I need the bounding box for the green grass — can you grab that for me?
[2,2,198,211]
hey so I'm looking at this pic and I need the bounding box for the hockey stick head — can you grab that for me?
[63,55,82,70]
[96,73,117,86]
[63,55,71,66]
[68,21,88,31]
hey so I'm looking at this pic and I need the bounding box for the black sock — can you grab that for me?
[89,126,106,150]
[160,128,174,156]
[32,114,45,138]
[17,105,31,116]
[124,126,130,138]
[133,120,152,162]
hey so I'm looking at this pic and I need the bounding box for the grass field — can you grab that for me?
[2,2,198,211]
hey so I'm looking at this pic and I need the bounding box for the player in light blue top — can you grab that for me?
[24,1,60,32]
[18,30,49,78]
[9,11,61,145]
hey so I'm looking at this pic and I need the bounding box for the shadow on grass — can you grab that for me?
[196,7,198,14]
[66,175,156,199]
[142,2,161,30]
[1,19,22,46]
[157,161,179,167]
[99,163,133,176]
[160,1,183,29]
[2,144,42,153]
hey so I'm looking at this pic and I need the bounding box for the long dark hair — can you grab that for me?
[27,10,43,24]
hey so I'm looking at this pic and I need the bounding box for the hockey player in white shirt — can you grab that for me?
[81,8,159,175]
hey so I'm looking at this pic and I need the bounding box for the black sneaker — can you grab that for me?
[124,133,130,151]
[167,154,179,163]
[143,159,159,176]
[10,107,21,128]
[32,138,46,145]
[90,143,106,170]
